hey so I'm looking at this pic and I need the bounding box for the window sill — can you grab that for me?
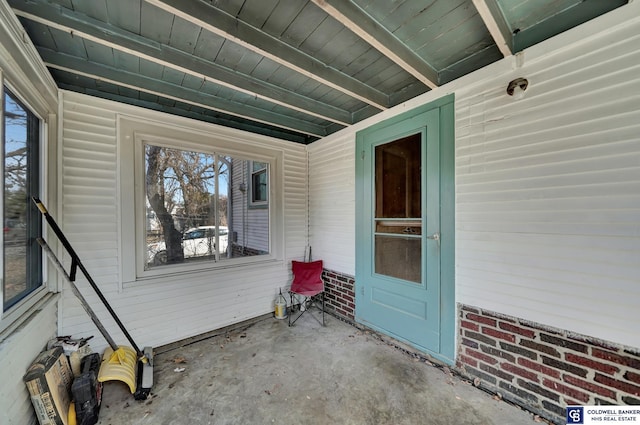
[124,256,284,288]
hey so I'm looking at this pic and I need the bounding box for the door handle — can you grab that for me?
[427,232,440,247]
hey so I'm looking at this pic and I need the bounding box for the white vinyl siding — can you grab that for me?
[0,296,57,425]
[454,10,640,347]
[307,134,355,274]
[59,91,307,352]
[308,2,640,348]
[0,1,59,423]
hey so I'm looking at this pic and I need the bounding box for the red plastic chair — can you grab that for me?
[288,260,325,326]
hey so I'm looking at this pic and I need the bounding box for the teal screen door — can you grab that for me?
[356,108,441,353]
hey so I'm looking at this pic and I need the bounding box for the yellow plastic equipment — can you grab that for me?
[68,401,77,425]
[97,346,138,394]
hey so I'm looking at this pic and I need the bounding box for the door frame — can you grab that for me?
[355,95,455,364]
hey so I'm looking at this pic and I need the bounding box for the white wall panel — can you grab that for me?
[0,297,57,425]
[308,2,640,348]
[307,134,355,274]
[453,7,640,347]
[59,91,307,352]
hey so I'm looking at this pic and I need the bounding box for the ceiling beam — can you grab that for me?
[59,84,313,143]
[9,0,352,126]
[144,0,389,110]
[310,0,439,89]
[471,0,513,57]
[39,48,328,137]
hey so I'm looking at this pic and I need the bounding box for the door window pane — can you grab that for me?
[374,134,421,283]
[375,235,421,283]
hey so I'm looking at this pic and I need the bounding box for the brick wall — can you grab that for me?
[458,304,640,424]
[322,268,355,320]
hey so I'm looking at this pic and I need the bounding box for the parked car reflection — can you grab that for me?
[147,226,228,265]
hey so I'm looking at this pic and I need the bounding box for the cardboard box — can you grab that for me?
[23,346,73,425]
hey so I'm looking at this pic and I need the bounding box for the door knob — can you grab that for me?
[427,232,440,246]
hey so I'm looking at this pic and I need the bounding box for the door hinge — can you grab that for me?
[360,285,365,296]
[361,150,365,160]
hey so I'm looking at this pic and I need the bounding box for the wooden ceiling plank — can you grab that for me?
[104,0,141,35]
[144,0,389,109]
[39,48,328,137]
[9,0,352,125]
[471,0,513,57]
[310,0,438,89]
[512,0,629,53]
[58,82,312,143]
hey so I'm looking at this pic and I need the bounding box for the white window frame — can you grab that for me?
[118,116,284,285]
[0,80,51,336]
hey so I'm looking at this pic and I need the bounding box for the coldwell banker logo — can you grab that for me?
[567,406,584,424]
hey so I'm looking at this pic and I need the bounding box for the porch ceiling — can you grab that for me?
[10,0,628,144]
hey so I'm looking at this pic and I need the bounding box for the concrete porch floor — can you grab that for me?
[96,312,539,425]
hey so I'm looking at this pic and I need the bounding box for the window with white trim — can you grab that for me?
[250,161,268,206]
[2,87,42,311]
[143,143,270,270]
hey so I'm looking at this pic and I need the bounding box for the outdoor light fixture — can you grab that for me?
[507,77,529,99]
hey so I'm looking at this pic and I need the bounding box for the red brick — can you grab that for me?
[542,356,588,378]
[461,338,479,349]
[481,309,516,322]
[466,313,497,327]
[595,373,640,396]
[464,330,497,347]
[465,347,499,365]
[520,339,561,358]
[480,363,514,382]
[501,342,538,360]
[499,322,536,339]
[592,348,640,369]
[502,363,539,382]
[337,296,350,305]
[569,335,620,351]
[517,357,561,379]
[541,334,588,353]
[458,354,478,368]
[518,379,560,401]
[565,353,619,375]
[482,327,516,343]
[563,374,616,400]
[543,378,590,403]
[480,345,516,363]
[461,320,480,332]
[625,371,640,385]
[461,305,480,314]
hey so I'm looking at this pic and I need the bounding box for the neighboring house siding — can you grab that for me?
[59,91,307,352]
[229,161,269,255]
